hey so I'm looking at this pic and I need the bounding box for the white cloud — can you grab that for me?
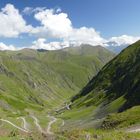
[0,42,16,50]
[34,8,73,38]
[67,27,105,46]
[0,4,33,38]
[31,38,70,50]
[22,7,46,15]
[0,5,108,47]
[30,28,105,50]
[107,35,140,46]
[31,8,105,47]
[104,35,140,53]
[0,4,139,52]
[22,7,34,15]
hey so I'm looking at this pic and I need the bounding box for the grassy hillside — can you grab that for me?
[72,40,140,111]
[101,106,140,129]
[0,45,114,112]
[59,40,140,132]
[0,44,115,139]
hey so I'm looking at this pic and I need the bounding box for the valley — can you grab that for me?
[0,1,140,139]
[0,45,115,139]
[0,41,140,140]
[57,40,140,139]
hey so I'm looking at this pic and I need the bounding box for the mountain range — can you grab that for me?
[0,44,115,139]
[1,41,140,139]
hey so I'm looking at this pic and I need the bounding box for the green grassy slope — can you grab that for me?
[0,45,115,139]
[62,40,140,130]
[0,45,114,116]
[101,105,140,129]
[72,40,140,111]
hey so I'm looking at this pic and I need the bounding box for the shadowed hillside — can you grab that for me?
[72,40,140,112]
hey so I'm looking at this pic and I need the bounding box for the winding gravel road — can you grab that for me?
[0,114,60,136]
[0,119,29,133]
[19,117,30,131]
[31,115,45,133]
[47,115,57,135]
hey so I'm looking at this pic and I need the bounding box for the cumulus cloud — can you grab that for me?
[107,35,140,46]
[31,7,105,47]
[0,42,16,50]
[0,4,33,38]
[30,28,105,50]
[33,8,73,38]
[30,38,70,50]
[67,27,105,46]
[0,4,109,48]
[0,4,139,52]
[29,7,139,50]
[104,35,140,53]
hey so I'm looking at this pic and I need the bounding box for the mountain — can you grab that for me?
[72,40,140,112]
[61,40,140,133]
[0,45,115,139]
[1,42,140,139]
[106,44,127,53]
[0,44,114,117]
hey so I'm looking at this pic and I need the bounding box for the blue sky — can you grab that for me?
[0,0,140,50]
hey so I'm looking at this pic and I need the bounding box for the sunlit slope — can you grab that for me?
[0,45,114,115]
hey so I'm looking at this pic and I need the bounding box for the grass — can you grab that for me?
[59,106,95,121]
[72,40,140,114]
[0,46,115,138]
[57,105,100,131]
[68,41,140,139]
[107,96,126,113]
[101,106,140,129]
[56,129,140,140]
[0,46,113,116]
